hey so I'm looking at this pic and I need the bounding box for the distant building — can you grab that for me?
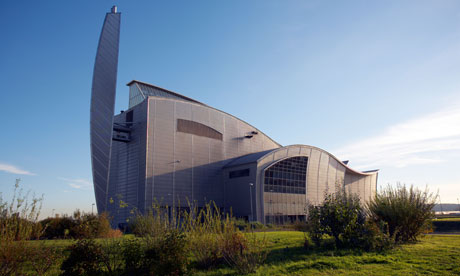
[90,7,378,226]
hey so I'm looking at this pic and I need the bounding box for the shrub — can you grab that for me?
[106,228,123,238]
[185,203,223,269]
[305,189,392,251]
[40,211,114,239]
[129,203,177,237]
[122,239,146,274]
[305,205,323,247]
[40,216,76,239]
[368,184,436,243]
[27,242,60,276]
[124,203,189,275]
[60,239,105,276]
[0,179,43,276]
[144,230,189,276]
[220,217,268,274]
[100,238,125,275]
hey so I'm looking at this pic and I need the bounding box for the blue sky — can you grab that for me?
[1,1,460,217]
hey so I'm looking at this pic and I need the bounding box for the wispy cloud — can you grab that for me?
[0,163,35,175]
[334,102,460,169]
[58,177,92,190]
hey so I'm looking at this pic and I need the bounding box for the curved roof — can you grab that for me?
[127,80,207,106]
[126,80,282,148]
[224,144,378,176]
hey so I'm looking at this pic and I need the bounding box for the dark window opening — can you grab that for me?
[177,119,223,141]
[229,168,250,179]
[126,110,133,123]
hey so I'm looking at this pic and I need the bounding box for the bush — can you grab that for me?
[40,216,76,239]
[0,179,43,276]
[185,203,223,269]
[125,203,189,275]
[368,184,436,243]
[306,189,367,249]
[305,189,394,251]
[144,230,189,276]
[122,239,146,274]
[60,239,105,276]
[27,242,60,276]
[40,211,114,239]
[129,203,177,238]
[220,217,268,274]
[100,238,124,275]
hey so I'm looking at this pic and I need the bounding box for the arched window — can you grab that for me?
[263,156,307,194]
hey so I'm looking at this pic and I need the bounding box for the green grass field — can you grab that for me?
[193,232,460,276]
[434,217,460,221]
[24,231,460,275]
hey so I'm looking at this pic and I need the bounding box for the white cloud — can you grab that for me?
[0,163,35,175]
[334,102,460,169]
[58,177,92,190]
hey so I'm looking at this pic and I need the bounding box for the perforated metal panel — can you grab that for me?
[90,9,120,213]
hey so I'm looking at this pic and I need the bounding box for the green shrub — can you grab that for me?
[306,189,392,251]
[185,203,223,269]
[220,217,268,274]
[40,216,76,239]
[368,184,436,243]
[305,205,323,247]
[40,211,113,239]
[0,179,43,276]
[60,239,105,276]
[144,230,189,276]
[129,203,178,238]
[122,239,146,274]
[27,242,60,276]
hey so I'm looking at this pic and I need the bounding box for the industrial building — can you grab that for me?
[90,7,378,225]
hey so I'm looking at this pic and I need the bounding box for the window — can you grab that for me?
[177,119,223,141]
[263,156,308,195]
[229,168,250,179]
[126,110,133,123]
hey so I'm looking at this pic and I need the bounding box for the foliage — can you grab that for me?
[124,203,189,275]
[368,184,437,243]
[16,231,460,276]
[60,239,105,276]
[100,238,125,275]
[122,238,146,274]
[219,217,268,274]
[144,230,189,276]
[0,179,43,276]
[129,203,178,237]
[40,216,76,239]
[306,189,394,251]
[27,241,60,276]
[40,211,114,239]
[184,203,224,269]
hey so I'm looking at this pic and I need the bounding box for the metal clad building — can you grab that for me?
[90,7,378,225]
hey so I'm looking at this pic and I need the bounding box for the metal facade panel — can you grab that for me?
[273,148,288,160]
[223,116,240,159]
[317,152,329,203]
[90,10,121,213]
[106,101,147,224]
[222,164,257,217]
[327,158,337,195]
[307,149,321,205]
[152,100,175,206]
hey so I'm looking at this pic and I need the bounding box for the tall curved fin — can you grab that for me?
[90,7,121,213]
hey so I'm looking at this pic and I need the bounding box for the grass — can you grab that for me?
[195,231,460,276]
[20,231,460,275]
[434,217,460,221]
